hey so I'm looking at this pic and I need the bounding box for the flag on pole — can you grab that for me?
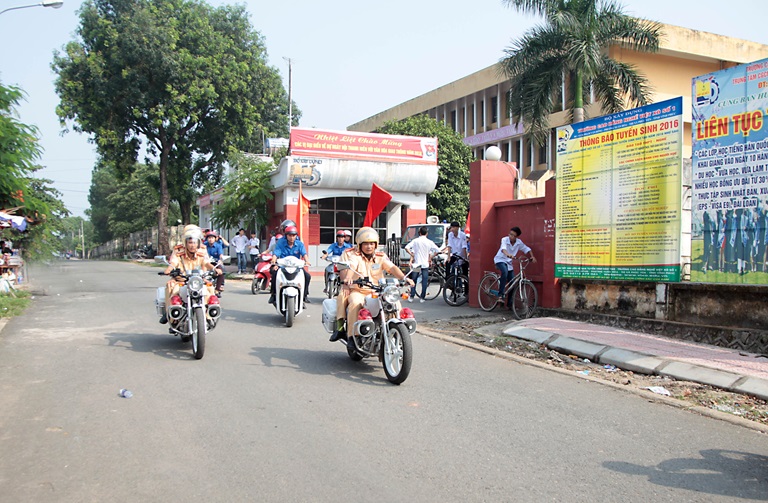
[363,183,393,228]
[296,180,310,241]
[464,211,470,235]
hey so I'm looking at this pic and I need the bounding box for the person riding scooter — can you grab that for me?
[268,225,311,305]
[321,230,353,293]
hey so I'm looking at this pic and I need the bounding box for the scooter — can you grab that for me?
[321,264,416,384]
[322,253,342,298]
[251,252,273,294]
[273,255,306,327]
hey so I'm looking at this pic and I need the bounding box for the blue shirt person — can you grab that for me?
[269,226,312,304]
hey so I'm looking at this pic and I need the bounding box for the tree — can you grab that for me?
[0,82,69,260]
[53,0,296,255]
[499,0,661,145]
[379,115,474,223]
[210,149,274,230]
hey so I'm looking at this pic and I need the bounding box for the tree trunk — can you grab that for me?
[157,143,172,257]
[573,71,584,124]
[180,200,192,225]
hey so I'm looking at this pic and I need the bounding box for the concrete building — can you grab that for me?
[348,23,768,198]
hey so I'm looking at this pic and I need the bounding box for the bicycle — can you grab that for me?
[409,254,447,301]
[477,257,538,319]
[442,253,469,306]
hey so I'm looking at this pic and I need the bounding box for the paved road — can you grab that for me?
[1,261,767,502]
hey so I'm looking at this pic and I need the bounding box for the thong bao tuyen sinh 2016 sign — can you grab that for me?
[555,97,683,282]
[691,58,768,284]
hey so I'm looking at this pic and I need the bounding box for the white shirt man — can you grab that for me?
[445,222,468,259]
[405,227,440,302]
[231,229,250,274]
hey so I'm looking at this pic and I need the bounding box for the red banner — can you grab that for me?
[296,180,310,241]
[363,183,393,227]
[290,128,437,164]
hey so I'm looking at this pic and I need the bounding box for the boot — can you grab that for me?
[329,327,346,342]
[159,313,168,324]
[268,294,276,305]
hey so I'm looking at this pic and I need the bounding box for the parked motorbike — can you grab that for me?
[273,255,306,327]
[156,268,221,359]
[322,254,342,298]
[251,252,273,294]
[321,268,416,385]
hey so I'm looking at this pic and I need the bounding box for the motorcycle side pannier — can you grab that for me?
[321,299,337,334]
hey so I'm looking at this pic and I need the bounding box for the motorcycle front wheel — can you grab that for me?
[285,296,295,327]
[381,324,412,385]
[191,307,206,359]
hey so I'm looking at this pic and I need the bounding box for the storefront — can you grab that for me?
[198,128,440,262]
[269,128,439,262]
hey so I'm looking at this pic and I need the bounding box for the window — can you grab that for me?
[491,96,498,124]
[450,110,457,131]
[479,100,485,127]
[314,197,387,243]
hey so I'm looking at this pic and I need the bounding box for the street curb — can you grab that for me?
[502,326,768,402]
[0,318,8,336]
[416,325,768,434]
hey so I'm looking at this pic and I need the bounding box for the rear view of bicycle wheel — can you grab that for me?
[443,274,469,306]
[511,280,538,319]
[477,274,500,311]
[415,273,443,300]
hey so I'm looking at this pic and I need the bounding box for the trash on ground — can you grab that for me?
[645,386,671,396]
[603,364,618,372]
[119,388,133,398]
[578,370,589,375]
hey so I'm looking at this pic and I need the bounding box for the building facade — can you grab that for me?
[348,23,768,197]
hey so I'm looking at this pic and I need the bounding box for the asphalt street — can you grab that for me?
[0,260,767,502]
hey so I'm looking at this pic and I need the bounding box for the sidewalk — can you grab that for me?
[504,317,768,401]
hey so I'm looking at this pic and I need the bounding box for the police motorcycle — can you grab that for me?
[321,263,416,385]
[156,267,221,360]
[273,255,306,327]
[321,252,342,299]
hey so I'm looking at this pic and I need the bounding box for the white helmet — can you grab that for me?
[183,225,203,243]
[355,227,379,246]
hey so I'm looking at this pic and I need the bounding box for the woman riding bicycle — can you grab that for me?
[493,226,537,306]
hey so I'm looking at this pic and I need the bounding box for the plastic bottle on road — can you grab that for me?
[119,388,133,398]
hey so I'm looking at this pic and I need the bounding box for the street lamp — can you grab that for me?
[0,0,63,16]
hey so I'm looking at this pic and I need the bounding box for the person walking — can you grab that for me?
[405,226,440,303]
[248,231,261,272]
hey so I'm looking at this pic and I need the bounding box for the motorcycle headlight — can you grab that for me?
[188,276,204,291]
[382,286,401,305]
[284,267,297,274]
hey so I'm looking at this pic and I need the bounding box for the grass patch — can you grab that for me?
[0,290,32,318]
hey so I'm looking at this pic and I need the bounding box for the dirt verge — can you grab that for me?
[419,315,768,431]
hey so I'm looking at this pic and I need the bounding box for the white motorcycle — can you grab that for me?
[273,255,306,327]
[321,266,416,385]
[322,253,342,298]
[156,268,221,359]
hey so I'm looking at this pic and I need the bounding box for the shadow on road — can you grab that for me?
[249,345,395,387]
[105,331,197,360]
[603,449,768,500]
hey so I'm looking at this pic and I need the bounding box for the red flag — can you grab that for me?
[296,180,310,240]
[464,211,470,234]
[363,183,393,227]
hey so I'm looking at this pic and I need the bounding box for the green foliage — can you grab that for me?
[211,149,274,230]
[53,0,296,253]
[57,216,97,257]
[0,81,69,261]
[0,290,32,319]
[500,0,661,145]
[378,115,474,223]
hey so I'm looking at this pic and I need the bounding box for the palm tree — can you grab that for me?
[499,0,661,145]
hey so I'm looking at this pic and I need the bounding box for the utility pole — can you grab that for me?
[80,219,85,259]
[283,57,292,130]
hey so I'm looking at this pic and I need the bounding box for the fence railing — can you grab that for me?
[90,226,187,259]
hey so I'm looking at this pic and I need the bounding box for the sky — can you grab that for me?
[1,0,767,219]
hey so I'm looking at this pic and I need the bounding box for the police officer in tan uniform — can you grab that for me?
[159,226,222,324]
[330,227,413,342]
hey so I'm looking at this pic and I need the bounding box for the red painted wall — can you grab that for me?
[469,162,560,309]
